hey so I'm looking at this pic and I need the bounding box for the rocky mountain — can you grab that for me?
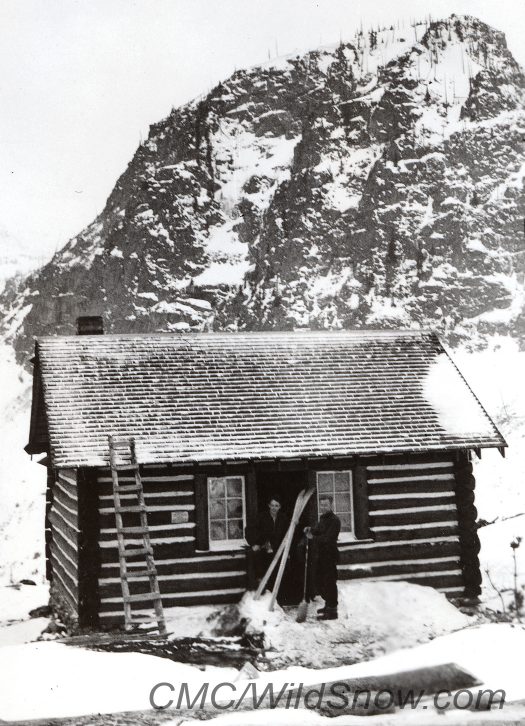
[2,14,525,363]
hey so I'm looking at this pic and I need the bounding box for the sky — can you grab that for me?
[0,0,524,262]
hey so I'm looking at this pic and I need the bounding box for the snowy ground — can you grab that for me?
[0,582,523,722]
[0,612,524,721]
[453,337,525,613]
[224,584,471,668]
[0,344,47,588]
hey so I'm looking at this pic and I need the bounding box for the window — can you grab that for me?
[316,470,354,541]
[207,476,246,550]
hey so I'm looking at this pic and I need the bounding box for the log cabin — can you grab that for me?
[26,322,506,629]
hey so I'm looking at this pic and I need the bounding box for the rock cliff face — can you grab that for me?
[2,14,525,362]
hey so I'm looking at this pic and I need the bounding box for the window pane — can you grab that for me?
[334,471,350,491]
[226,477,242,496]
[208,478,225,498]
[227,498,243,518]
[208,476,245,545]
[335,492,351,513]
[210,521,226,540]
[339,513,353,531]
[317,473,333,490]
[209,499,225,520]
[227,519,243,539]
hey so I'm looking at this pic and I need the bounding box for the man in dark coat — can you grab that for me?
[305,495,341,620]
[245,496,289,590]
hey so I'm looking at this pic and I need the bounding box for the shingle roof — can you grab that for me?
[31,330,506,467]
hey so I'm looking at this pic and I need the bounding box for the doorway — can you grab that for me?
[254,469,317,604]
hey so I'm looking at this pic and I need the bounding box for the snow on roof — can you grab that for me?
[30,330,506,468]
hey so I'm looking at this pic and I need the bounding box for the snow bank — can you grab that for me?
[452,340,525,609]
[0,582,49,623]
[0,641,237,721]
[162,604,226,638]
[2,624,524,723]
[237,582,469,667]
[0,344,47,590]
[0,617,48,647]
[339,581,468,647]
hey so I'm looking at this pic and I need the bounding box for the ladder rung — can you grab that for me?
[124,592,163,603]
[113,464,139,472]
[120,526,150,535]
[116,505,146,513]
[115,484,141,493]
[122,546,153,557]
[124,568,157,578]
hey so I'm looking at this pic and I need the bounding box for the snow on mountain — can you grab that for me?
[0,14,523,363]
[0,227,42,294]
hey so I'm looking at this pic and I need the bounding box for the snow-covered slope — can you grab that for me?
[1,14,524,362]
[0,345,46,587]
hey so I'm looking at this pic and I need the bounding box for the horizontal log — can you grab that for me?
[54,479,78,505]
[367,461,454,472]
[373,524,459,541]
[49,509,79,538]
[99,587,245,612]
[57,469,77,488]
[53,490,78,516]
[50,540,78,575]
[100,474,194,484]
[51,536,78,573]
[369,481,455,496]
[368,473,455,484]
[98,486,195,501]
[99,540,196,562]
[52,497,78,530]
[338,539,461,565]
[98,524,196,543]
[99,494,195,510]
[52,572,78,614]
[98,510,195,528]
[99,572,247,597]
[369,494,455,510]
[366,467,454,480]
[98,474,194,486]
[51,556,79,602]
[99,503,196,515]
[370,508,458,528]
[100,552,246,578]
[51,529,78,570]
[339,557,461,579]
[343,569,464,589]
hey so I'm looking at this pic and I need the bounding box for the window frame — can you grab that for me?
[206,475,247,551]
[316,469,355,542]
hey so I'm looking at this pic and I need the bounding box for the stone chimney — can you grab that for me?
[76,316,104,335]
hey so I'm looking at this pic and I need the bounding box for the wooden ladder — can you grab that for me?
[108,435,167,636]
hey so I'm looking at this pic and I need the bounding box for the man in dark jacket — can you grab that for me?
[305,495,341,620]
[245,496,289,590]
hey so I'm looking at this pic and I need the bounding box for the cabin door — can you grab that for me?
[254,469,314,603]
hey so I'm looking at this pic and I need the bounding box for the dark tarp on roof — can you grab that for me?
[29,330,506,468]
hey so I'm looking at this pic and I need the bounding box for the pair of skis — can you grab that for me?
[254,484,315,611]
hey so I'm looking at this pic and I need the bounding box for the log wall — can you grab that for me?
[95,452,476,626]
[48,469,80,626]
[338,455,465,595]
[96,465,247,626]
